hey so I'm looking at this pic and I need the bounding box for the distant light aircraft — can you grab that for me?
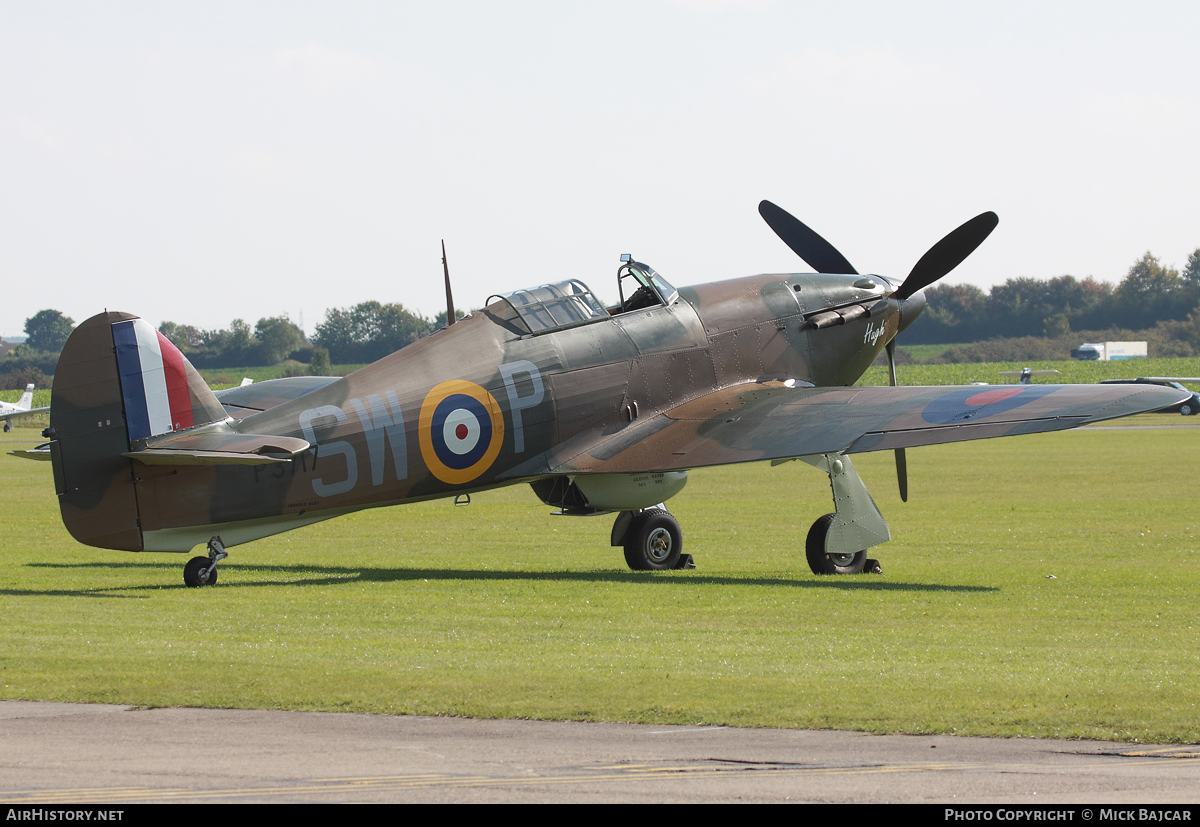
[999,368,1061,385]
[10,202,1188,585]
[1,384,48,433]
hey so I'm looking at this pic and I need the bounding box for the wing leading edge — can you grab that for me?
[547,382,1188,475]
[2,405,50,427]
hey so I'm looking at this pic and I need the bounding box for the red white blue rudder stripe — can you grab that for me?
[112,318,195,441]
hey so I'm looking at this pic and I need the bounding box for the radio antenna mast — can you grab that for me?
[442,240,456,327]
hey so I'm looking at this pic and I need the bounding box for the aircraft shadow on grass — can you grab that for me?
[17,561,998,595]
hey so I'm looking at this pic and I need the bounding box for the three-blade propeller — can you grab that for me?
[759,199,999,502]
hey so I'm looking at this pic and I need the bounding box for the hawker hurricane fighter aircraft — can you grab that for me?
[1,384,48,433]
[15,202,1187,585]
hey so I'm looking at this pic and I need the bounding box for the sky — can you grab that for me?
[2,0,1198,339]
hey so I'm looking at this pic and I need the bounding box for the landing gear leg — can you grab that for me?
[183,536,227,588]
[800,453,890,575]
[612,505,694,571]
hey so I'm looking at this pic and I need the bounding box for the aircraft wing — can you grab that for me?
[546,382,1188,475]
[1,405,49,424]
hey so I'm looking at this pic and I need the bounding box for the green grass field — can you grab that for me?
[2,420,1197,742]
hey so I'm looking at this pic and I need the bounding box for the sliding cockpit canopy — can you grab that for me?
[486,260,679,336]
[487,279,609,335]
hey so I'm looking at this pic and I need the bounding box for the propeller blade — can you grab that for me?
[758,200,857,275]
[886,340,908,502]
[895,447,909,503]
[893,211,999,301]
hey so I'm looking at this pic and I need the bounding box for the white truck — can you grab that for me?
[1072,341,1148,361]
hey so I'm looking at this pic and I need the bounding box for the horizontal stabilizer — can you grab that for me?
[122,448,292,466]
[125,427,310,466]
[7,443,52,461]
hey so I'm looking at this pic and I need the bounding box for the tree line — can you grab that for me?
[4,247,1199,389]
[0,303,461,389]
[909,250,1200,344]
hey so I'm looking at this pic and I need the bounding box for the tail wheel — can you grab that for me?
[805,513,866,575]
[183,556,217,588]
[623,509,683,571]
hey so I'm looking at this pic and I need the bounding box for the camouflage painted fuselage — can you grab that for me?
[55,271,900,552]
[50,267,1183,555]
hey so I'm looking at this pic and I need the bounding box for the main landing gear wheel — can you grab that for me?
[805,513,867,575]
[183,556,217,587]
[623,509,683,571]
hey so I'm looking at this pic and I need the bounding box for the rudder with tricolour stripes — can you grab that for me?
[48,312,227,551]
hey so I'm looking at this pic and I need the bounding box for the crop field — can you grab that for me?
[857,356,1200,387]
[2,415,1198,742]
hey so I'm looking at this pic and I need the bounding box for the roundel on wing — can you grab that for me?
[921,384,1059,425]
[419,380,505,484]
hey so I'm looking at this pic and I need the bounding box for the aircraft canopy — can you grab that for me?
[488,279,609,335]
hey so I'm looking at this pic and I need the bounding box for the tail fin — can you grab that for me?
[111,317,226,441]
[49,312,227,551]
[16,383,33,411]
